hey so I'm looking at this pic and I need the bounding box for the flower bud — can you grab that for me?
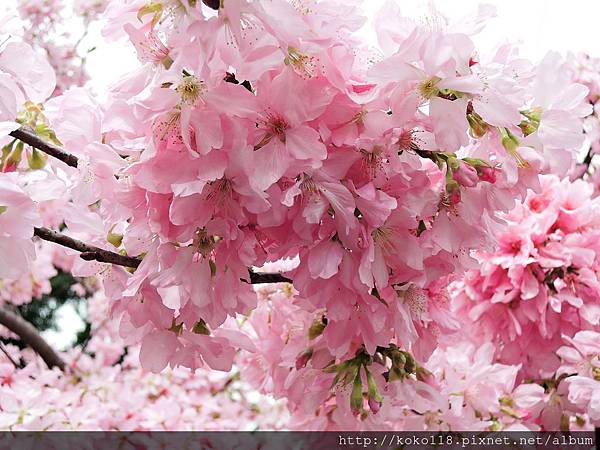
[366,369,383,414]
[445,180,461,206]
[467,111,488,138]
[477,166,497,183]
[499,128,529,168]
[308,316,327,340]
[4,141,23,172]
[350,368,363,417]
[295,348,313,370]
[519,120,538,136]
[501,132,518,153]
[453,161,479,188]
[27,148,47,170]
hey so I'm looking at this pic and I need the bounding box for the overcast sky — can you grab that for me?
[84,0,600,94]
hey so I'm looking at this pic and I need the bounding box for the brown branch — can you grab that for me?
[34,227,293,285]
[578,145,595,179]
[34,227,141,269]
[9,126,79,168]
[0,306,65,370]
[0,341,21,369]
[247,270,292,284]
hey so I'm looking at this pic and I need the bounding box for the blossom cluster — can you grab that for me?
[0,0,596,431]
[56,0,586,419]
[454,175,600,380]
[238,276,598,430]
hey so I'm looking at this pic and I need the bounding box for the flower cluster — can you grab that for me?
[455,175,600,380]
[556,331,600,426]
[240,278,599,430]
[31,0,589,421]
[0,0,596,431]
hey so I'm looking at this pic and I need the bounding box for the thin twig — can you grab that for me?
[0,306,65,370]
[0,341,21,369]
[579,145,595,179]
[9,127,79,168]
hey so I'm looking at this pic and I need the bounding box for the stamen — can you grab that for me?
[176,74,205,105]
[418,76,441,100]
[360,146,384,179]
[285,46,317,79]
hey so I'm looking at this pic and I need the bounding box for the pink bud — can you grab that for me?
[477,166,497,183]
[453,162,479,188]
[2,163,17,173]
[368,397,381,414]
[295,348,313,370]
[449,189,461,206]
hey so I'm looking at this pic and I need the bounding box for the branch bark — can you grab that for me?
[247,270,292,284]
[0,306,65,370]
[34,227,142,269]
[9,127,79,168]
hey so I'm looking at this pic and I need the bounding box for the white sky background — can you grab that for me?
[46,0,600,347]
[84,0,600,94]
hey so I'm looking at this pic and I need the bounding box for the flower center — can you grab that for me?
[176,75,204,105]
[418,76,441,100]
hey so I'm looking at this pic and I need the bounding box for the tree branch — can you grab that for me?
[10,130,295,283]
[247,270,292,284]
[34,227,142,269]
[579,145,595,179]
[34,227,294,284]
[9,127,79,168]
[0,306,65,370]
[0,341,21,369]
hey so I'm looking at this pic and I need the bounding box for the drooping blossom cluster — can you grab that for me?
[61,0,587,418]
[0,0,596,431]
[238,275,598,430]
